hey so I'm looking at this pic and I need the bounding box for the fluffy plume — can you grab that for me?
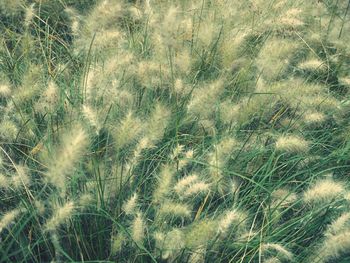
[82,105,101,134]
[271,188,297,208]
[158,201,192,219]
[123,193,138,216]
[114,112,143,150]
[303,179,345,204]
[11,165,30,189]
[131,212,145,245]
[155,229,185,260]
[24,3,35,28]
[0,208,20,233]
[45,201,75,231]
[317,231,350,262]
[146,103,170,143]
[261,243,293,261]
[174,174,199,196]
[256,38,299,81]
[217,209,247,236]
[326,212,350,236]
[0,84,11,98]
[183,182,210,198]
[275,135,309,153]
[188,80,224,119]
[35,80,59,114]
[0,120,18,142]
[185,219,217,249]
[0,173,9,189]
[153,165,175,204]
[208,137,238,186]
[45,126,89,192]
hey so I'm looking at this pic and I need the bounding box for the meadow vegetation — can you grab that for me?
[0,0,350,262]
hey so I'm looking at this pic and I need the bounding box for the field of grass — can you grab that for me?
[0,0,350,262]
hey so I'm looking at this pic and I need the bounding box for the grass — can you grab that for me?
[0,0,350,262]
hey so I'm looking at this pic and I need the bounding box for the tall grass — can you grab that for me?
[0,0,350,262]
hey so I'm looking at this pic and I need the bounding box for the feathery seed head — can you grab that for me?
[185,219,217,249]
[158,201,192,219]
[0,208,20,233]
[157,228,185,260]
[24,3,35,28]
[0,174,9,189]
[257,38,299,81]
[153,164,175,204]
[86,0,122,32]
[303,179,345,204]
[217,209,247,236]
[219,101,240,126]
[339,77,350,88]
[170,144,184,160]
[45,201,75,231]
[35,80,59,114]
[78,194,94,207]
[264,257,281,263]
[0,120,18,142]
[275,135,309,154]
[188,80,224,119]
[326,212,350,236]
[12,165,30,189]
[111,232,126,255]
[174,174,199,196]
[0,84,11,98]
[45,126,89,192]
[188,247,206,263]
[114,112,143,150]
[175,50,192,74]
[146,103,170,143]
[0,0,22,16]
[183,182,210,198]
[123,193,138,216]
[303,111,326,125]
[178,149,194,170]
[318,231,350,262]
[298,59,327,73]
[131,212,145,245]
[261,243,293,261]
[82,105,101,134]
[34,200,46,215]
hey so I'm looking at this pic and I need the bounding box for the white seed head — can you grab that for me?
[123,193,138,216]
[157,229,185,260]
[0,174,9,189]
[0,84,11,98]
[319,231,350,262]
[82,105,101,134]
[326,212,350,236]
[174,174,199,196]
[217,209,247,236]
[45,201,75,231]
[131,212,145,244]
[183,182,210,198]
[298,59,326,72]
[0,208,20,233]
[275,135,309,153]
[303,179,345,204]
[158,201,192,219]
[261,243,293,261]
[12,165,30,189]
[153,164,174,203]
[24,3,35,28]
[46,126,89,192]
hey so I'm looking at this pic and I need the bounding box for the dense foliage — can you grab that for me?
[0,0,350,262]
